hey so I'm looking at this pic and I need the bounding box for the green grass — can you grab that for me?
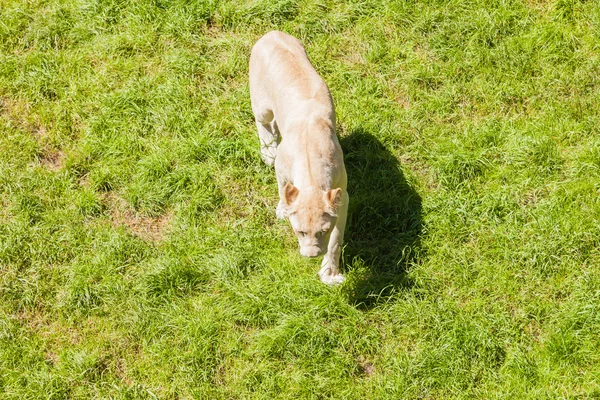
[1,0,600,398]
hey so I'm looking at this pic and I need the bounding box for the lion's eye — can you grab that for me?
[297,231,307,237]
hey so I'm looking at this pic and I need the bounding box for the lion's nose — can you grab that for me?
[300,246,322,258]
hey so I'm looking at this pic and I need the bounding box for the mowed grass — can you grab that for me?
[1,0,600,398]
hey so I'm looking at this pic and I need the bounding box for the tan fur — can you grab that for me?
[249,31,348,285]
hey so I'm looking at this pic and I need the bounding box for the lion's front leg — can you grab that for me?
[275,160,289,220]
[319,191,348,285]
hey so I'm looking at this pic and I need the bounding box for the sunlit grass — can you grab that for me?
[1,0,600,398]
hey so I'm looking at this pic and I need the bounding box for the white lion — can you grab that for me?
[249,31,349,285]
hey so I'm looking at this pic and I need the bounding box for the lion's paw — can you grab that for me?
[275,201,286,220]
[318,266,345,285]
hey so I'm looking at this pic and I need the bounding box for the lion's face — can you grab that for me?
[289,209,336,257]
[282,183,342,258]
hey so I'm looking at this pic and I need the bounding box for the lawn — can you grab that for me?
[1,0,600,398]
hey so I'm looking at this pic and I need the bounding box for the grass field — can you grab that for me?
[1,0,600,398]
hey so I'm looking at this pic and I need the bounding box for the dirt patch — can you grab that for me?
[395,93,411,109]
[103,193,171,242]
[1,96,37,131]
[1,96,25,116]
[14,308,82,346]
[39,149,64,171]
[357,356,375,377]
[413,43,436,62]
[113,354,134,386]
[523,0,551,11]
[2,96,64,171]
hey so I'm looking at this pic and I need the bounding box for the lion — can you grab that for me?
[249,31,348,284]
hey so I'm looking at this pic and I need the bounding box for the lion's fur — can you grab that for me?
[249,31,348,284]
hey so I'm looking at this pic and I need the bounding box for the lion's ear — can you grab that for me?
[325,188,342,212]
[283,183,299,206]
